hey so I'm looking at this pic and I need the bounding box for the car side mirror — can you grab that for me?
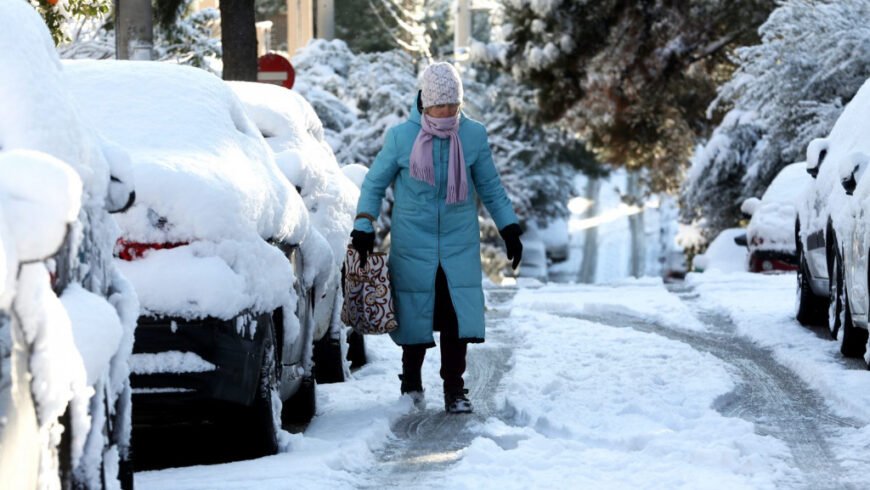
[806,138,829,179]
[841,152,870,196]
[733,233,748,247]
[740,197,761,218]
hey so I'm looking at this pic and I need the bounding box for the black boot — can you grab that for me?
[444,389,472,414]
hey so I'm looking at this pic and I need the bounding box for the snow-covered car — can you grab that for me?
[228,81,365,376]
[692,228,747,273]
[818,79,870,361]
[741,162,811,273]
[65,60,322,457]
[795,78,870,340]
[0,3,138,488]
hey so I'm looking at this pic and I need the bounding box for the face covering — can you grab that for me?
[409,113,468,204]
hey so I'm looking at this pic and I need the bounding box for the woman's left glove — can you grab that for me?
[350,229,375,266]
[499,224,524,270]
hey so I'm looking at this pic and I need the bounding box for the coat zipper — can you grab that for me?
[437,138,443,265]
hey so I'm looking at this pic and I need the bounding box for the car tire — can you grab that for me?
[232,323,280,460]
[346,329,367,370]
[796,254,827,326]
[281,376,316,426]
[313,333,345,384]
[827,251,844,339]
[840,290,868,359]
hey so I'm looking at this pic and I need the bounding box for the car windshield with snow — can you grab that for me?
[65,59,322,458]
[741,162,811,273]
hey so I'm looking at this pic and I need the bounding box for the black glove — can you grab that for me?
[499,223,523,270]
[350,229,375,267]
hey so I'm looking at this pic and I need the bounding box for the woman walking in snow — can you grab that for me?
[350,62,523,414]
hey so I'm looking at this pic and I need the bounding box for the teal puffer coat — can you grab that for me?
[353,99,518,346]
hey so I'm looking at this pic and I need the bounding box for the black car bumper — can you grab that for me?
[131,312,270,413]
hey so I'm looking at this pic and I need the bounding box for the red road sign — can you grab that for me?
[257,53,295,89]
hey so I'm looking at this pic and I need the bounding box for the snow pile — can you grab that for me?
[448,306,792,488]
[115,239,292,320]
[694,228,747,274]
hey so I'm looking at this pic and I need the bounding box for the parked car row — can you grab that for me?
[794,77,870,365]
[0,4,362,487]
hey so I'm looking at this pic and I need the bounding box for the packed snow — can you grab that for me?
[137,279,818,489]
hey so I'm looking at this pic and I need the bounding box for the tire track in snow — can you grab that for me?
[361,288,516,489]
[570,282,861,490]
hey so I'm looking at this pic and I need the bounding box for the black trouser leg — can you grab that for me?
[401,345,426,393]
[435,266,467,395]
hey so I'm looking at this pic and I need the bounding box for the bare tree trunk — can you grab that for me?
[579,178,600,284]
[220,0,258,81]
[115,0,153,60]
[627,171,645,278]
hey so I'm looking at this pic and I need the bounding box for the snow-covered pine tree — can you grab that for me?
[683,0,870,240]
[481,0,774,193]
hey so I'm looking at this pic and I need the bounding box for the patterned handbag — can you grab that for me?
[341,247,398,334]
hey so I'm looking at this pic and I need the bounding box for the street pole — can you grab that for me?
[114,0,153,60]
[454,0,471,59]
[316,0,334,40]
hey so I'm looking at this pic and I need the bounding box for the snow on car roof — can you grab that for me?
[64,60,308,245]
[695,228,747,273]
[0,1,109,204]
[761,162,811,205]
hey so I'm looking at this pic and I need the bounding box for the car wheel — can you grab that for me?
[840,289,869,359]
[313,333,345,384]
[281,376,316,426]
[346,329,367,370]
[827,252,844,339]
[795,254,827,326]
[231,323,280,460]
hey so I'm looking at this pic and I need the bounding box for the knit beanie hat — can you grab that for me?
[420,62,463,108]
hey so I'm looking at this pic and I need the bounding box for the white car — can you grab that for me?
[826,79,870,361]
[0,3,137,488]
[741,162,811,273]
[228,81,365,377]
[796,77,870,348]
[66,60,324,458]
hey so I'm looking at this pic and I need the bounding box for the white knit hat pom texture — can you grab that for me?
[421,62,463,109]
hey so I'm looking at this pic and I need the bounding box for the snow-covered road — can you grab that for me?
[137,273,870,489]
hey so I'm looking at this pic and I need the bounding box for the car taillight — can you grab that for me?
[115,239,187,261]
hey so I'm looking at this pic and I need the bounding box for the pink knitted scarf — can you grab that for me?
[409,114,468,204]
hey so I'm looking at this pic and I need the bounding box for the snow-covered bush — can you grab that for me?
[292,39,418,167]
[688,0,870,239]
[679,110,765,242]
